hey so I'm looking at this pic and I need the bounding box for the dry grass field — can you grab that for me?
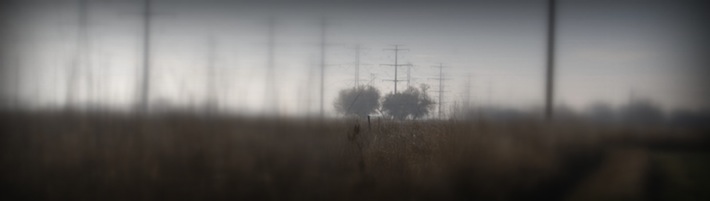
[1,111,708,200]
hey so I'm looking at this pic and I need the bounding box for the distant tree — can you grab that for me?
[381,84,435,120]
[334,85,381,117]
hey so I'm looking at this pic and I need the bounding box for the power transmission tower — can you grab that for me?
[545,0,557,120]
[381,45,411,94]
[430,63,449,119]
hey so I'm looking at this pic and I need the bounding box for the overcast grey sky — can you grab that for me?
[1,0,709,115]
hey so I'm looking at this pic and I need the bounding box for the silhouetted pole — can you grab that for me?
[382,45,410,94]
[545,0,556,120]
[406,64,412,87]
[10,58,20,109]
[487,80,492,107]
[67,0,90,108]
[305,56,316,114]
[355,44,360,87]
[319,18,326,118]
[347,44,370,88]
[465,73,472,109]
[138,0,152,113]
[206,36,217,111]
[438,65,443,118]
[266,17,278,114]
[84,0,95,107]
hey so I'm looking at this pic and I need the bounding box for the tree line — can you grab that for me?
[334,84,435,120]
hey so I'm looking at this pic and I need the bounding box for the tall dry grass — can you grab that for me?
[0,111,705,200]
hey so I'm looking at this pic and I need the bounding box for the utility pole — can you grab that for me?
[10,58,20,109]
[545,0,557,120]
[304,56,316,115]
[487,80,492,108]
[354,44,361,87]
[265,17,278,115]
[81,0,95,107]
[205,36,217,111]
[319,18,326,118]
[67,0,90,109]
[406,63,413,87]
[84,0,95,108]
[381,45,411,94]
[430,63,449,119]
[465,73,472,109]
[138,0,152,113]
[349,44,369,88]
[353,44,362,87]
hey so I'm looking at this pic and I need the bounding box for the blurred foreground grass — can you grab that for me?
[0,111,708,200]
[647,152,710,201]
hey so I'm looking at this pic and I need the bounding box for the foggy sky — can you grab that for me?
[1,0,709,116]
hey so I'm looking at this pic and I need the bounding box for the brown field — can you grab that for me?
[1,111,708,200]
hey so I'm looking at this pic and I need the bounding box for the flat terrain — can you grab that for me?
[1,111,708,200]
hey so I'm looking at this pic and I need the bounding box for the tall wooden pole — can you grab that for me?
[319,18,326,118]
[139,0,152,113]
[545,0,556,120]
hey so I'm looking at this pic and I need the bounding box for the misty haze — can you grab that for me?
[1,0,709,200]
